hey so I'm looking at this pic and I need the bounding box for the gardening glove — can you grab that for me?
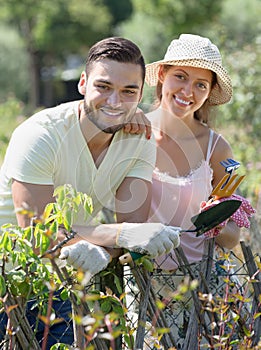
[115,222,181,258]
[201,194,256,238]
[59,240,111,275]
[228,194,256,227]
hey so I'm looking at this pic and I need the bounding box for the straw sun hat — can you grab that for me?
[145,34,233,105]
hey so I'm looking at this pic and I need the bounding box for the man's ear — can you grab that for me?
[78,71,87,95]
[138,88,143,103]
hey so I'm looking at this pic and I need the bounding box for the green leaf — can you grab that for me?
[114,275,123,294]
[100,300,112,313]
[43,202,54,221]
[124,334,134,348]
[112,304,124,316]
[64,210,72,230]
[1,232,12,252]
[17,280,31,297]
[34,228,41,248]
[49,220,58,234]
[60,288,69,301]
[0,275,6,297]
[242,325,253,337]
[40,233,50,255]
[50,344,71,350]
[22,226,33,242]
[54,186,65,208]
[141,257,154,272]
[83,195,93,214]
[74,193,81,206]
[8,270,26,283]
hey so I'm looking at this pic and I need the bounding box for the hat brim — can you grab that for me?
[145,59,232,105]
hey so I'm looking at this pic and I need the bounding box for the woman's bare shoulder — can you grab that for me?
[210,130,234,185]
[212,131,232,154]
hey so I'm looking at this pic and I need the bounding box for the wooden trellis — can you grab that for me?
[1,234,260,349]
[121,238,261,349]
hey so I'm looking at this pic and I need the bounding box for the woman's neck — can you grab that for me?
[151,107,203,140]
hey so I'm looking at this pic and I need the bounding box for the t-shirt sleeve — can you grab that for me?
[126,136,156,182]
[4,122,57,185]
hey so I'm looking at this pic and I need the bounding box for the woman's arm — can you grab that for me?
[209,134,241,249]
[215,221,240,249]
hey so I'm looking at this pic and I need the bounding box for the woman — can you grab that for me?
[143,34,255,348]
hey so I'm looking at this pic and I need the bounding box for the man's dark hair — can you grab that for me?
[85,37,145,83]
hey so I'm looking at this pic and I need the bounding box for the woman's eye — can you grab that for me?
[197,82,207,89]
[175,74,185,80]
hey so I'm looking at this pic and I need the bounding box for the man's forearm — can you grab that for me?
[67,223,121,247]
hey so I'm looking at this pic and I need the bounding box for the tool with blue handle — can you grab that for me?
[119,199,241,264]
[219,158,241,188]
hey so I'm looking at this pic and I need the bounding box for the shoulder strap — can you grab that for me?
[206,129,221,162]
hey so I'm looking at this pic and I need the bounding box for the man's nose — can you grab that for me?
[107,91,121,106]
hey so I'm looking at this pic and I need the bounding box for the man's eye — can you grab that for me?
[97,85,109,90]
[124,90,136,95]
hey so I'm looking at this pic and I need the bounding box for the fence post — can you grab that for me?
[240,241,261,345]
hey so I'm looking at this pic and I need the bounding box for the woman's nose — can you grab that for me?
[182,82,193,97]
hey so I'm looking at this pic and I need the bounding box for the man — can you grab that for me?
[0,37,180,348]
[0,37,152,228]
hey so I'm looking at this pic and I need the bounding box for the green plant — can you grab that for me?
[0,185,137,349]
[1,185,260,349]
[198,251,261,349]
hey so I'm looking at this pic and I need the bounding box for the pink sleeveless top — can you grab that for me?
[148,129,220,270]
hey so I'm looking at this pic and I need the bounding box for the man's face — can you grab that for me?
[81,59,143,133]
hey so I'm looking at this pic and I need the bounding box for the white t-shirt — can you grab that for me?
[0,101,156,226]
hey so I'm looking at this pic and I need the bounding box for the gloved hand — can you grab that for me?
[201,194,256,238]
[116,223,181,258]
[59,240,111,276]
[228,194,256,227]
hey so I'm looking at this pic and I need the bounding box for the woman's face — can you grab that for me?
[158,65,213,119]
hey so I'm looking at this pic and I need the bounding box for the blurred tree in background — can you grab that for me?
[208,0,261,205]
[116,0,223,62]
[0,0,132,110]
[0,25,29,102]
[216,38,261,204]
[0,0,111,109]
